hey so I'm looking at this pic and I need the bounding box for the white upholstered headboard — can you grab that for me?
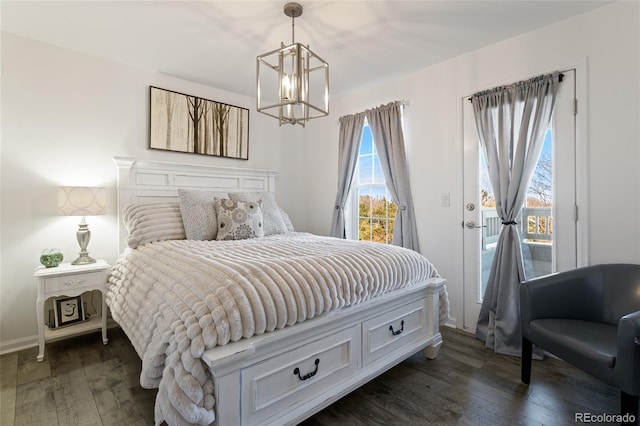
[113,156,279,253]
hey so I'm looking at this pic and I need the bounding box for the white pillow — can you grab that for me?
[279,207,295,232]
[178,189,228,240]
[228,192,287,236]
[215,199,264,241]
[122,202,186,248]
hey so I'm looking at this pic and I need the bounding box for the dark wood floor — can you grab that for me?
[1,326,624,425]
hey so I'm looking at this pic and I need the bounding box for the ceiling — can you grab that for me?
[2,1,611,98]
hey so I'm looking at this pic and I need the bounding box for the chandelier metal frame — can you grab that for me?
[256,2,329,127]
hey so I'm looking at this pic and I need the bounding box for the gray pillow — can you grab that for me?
[229,192,287,236]
[178,189,228,240]
[215,199,264,241]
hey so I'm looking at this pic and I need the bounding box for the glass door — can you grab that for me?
[462,72,577,332]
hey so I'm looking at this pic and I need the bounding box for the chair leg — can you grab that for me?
[621,391,638,425]
[521,337,532,384]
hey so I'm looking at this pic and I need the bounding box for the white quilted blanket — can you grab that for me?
[106,232,447,425]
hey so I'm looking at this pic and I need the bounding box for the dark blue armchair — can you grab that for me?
[520,264,640,423]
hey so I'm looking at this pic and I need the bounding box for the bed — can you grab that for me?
[108,156,449,426]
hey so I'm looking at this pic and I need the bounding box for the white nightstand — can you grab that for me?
[34,259,111,362]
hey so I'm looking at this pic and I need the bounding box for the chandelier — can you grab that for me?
[256,2,329,127]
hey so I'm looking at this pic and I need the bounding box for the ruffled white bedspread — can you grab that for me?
[106,232,448,425]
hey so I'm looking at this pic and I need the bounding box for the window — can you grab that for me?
[352,122,397,244]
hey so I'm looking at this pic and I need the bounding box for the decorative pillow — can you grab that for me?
[228,192,287,236]
[279,207,295,232]
[215,199,264,241]
[178,189,228,240]
[122,202,186,248]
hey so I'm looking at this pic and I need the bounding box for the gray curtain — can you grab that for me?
[330,113,365,239]
[365,102,419,251]
[473,73,560,356]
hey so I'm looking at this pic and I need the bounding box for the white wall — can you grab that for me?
[0,33,306,351]
[2,1,638,352]
[300,1,640,328]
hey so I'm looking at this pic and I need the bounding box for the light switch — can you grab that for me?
[441,193,450,207]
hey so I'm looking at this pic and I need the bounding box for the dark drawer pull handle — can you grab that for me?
[294,358,320,381]
[389,320,405,336]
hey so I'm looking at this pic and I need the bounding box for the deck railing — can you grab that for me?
[481,207,553,278]
[481,207,552,249]
[522,207,553,242]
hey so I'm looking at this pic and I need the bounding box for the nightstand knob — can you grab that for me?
[64,279,85,286]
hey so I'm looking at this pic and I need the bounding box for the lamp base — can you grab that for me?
[72,218,96,265]
[71,253,96,265]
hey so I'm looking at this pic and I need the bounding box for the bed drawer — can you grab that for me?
[362,299,427,365]
[241,325,359,425]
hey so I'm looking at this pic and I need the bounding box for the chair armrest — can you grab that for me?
[614,311,640,395]
[520,266,605,337]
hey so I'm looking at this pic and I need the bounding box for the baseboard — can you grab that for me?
[0,335,38,356]
[0,320,121,356]
[443,316,458,329]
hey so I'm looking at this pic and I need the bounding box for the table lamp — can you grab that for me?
[58,186,106,265]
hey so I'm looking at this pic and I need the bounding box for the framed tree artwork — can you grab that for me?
[149,86,249,160]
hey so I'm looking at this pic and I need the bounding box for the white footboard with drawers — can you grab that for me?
[203,279,444,426]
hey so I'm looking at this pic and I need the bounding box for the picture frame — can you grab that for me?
[53,295,85,328]
[149,86,249,160]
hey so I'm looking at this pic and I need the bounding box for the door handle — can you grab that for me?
[462,220,485,229]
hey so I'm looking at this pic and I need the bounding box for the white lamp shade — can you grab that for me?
[58,186,106,216]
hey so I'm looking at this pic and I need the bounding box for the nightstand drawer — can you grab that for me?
[43,271,104,295]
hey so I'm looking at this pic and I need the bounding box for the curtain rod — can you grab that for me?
[366,99,409,108]
[336,99,409,124]
[467,72,567,103]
